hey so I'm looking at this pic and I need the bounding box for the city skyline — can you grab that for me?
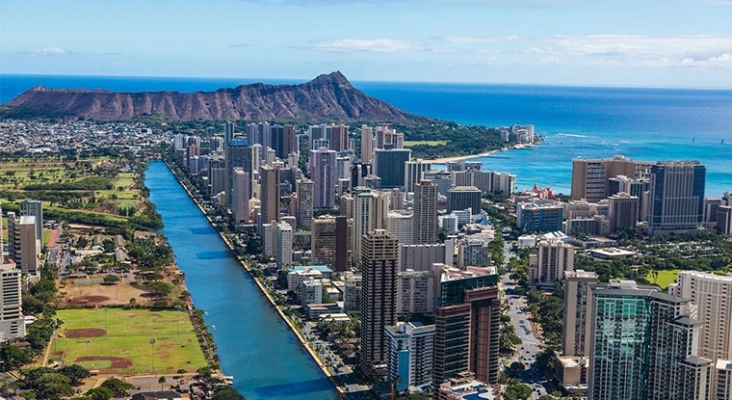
[1,0,731,88]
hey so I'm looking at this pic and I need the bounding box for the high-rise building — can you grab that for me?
[311,215,352,272]
[447,186,482,213]
[296,179,314,229]
[588,281,711,400]
[0,261,26,341]
[386,211,412,246]
[328,124,349,152]
[275,222,293,268]
[259,165,281,226]
[309,147,337,209]
[648,161,706,235]
[20,199,43,240]
[373,149,412,188]
[385,322,435,391]
[353,189,377,266]
[225,139,251,208]
[7,213,38,275]
[457,238,490,269]
[232,168,250,223]
[571,155,652,202]
[563,270,598,357]
[529,240,574,287]
[516,203,564,233]
[360,230,399,376]
[669,271,732,398]
[433,265,500,391]
[607,192,639,232]
[224,121,235,146]
[361,125,374,164]
[412,180,438,245]
[405,159,433,193]
[271,124,297,160]
[718,205,732,237]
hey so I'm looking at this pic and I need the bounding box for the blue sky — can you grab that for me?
[1,0,731,87]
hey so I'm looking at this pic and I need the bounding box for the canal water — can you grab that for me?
[145,161,336,400]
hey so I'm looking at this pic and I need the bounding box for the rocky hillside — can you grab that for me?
[6,71,422,122]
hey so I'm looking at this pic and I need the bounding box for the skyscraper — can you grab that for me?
[20,199,43,240]
[433,265,500,390]
[225,139,251,208]
[275,222,293,268]
[385,322,435,391]
[412,180,438,245]
[528,240,575,287]
[374,149,411,188]
[405,159,433,193]
[563,270,598,357]
[571,155,652,202]
[361,125,374,164]
[328,124,348,152]
[232,168,250,223]
[360,229,399,376]
[0,261,25,341]
[271,124,297,160]
[224,121,235,146]
[447,186,482,213]
[353,188,378,265]
[311,215,352,272]
[259,164,280,226]
[386,211,412,246]
[669,271,732,398]
[309,147,337,209]
[588,281,711,400]
[295,179,314,229]
[607,192,639,232]
[7,212,38,275]
[648,161,706,235]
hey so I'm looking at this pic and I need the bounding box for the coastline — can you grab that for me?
[427,143,535,164]
[161,160,344,397]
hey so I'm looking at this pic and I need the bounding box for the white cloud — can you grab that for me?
[32,46,67,55]
[442,35,518,44]
[678,53,732,68]
[312,38,426,53]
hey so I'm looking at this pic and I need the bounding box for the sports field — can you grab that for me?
[52,308,207,375]
[645,269,680,290]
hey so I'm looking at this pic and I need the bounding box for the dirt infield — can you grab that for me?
[75,356,133,369]
[65,328,106,338]
[67,295,110,305]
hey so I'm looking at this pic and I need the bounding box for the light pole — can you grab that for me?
[150,338,157,374]
[103,307,108,340]
[84,339,91,359]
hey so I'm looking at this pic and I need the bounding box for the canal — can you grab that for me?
[145,160,337,400]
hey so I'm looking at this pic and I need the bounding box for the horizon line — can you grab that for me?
[1,72,730,92]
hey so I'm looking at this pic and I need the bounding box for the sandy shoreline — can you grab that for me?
[427,143,534,164]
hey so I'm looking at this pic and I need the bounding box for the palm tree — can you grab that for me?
[158,376,166,391]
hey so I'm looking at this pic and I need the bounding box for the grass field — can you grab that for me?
[53,309,207,375]
[646,269,681,290]
[403,140,448,147]
[0,159,143,221]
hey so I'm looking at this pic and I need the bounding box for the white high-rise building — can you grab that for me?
[276,222,293,268]
[0,261,25,341]
[386,211,412,246]
[296,179,314,229]
[310,147,337,209]
[529,240,574,287]
[404,159,432,194]
[385,322,435,391]
[669,271,732,398]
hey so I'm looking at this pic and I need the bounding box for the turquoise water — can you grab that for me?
[145,161,336,400]
[3,74,730,195]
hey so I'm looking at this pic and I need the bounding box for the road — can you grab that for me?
[502,242,552,399]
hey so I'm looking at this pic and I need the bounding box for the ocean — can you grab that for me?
[2,74,731,196]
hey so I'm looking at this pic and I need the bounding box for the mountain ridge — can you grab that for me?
[5,71,424,122]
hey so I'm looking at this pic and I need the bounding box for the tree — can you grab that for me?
[102,274,121,285]
[85,387,114,400]
[508,361,525,377]
[158,376,166,391]
[0,344,31,370]
[503,384,533,400]
[129,297,137,308]
[538,396,555,400]
[147,282,173,297]
[34,373,73,400]
[100,378,135,397]
[59,364,91,385]
[212,386,246,400]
